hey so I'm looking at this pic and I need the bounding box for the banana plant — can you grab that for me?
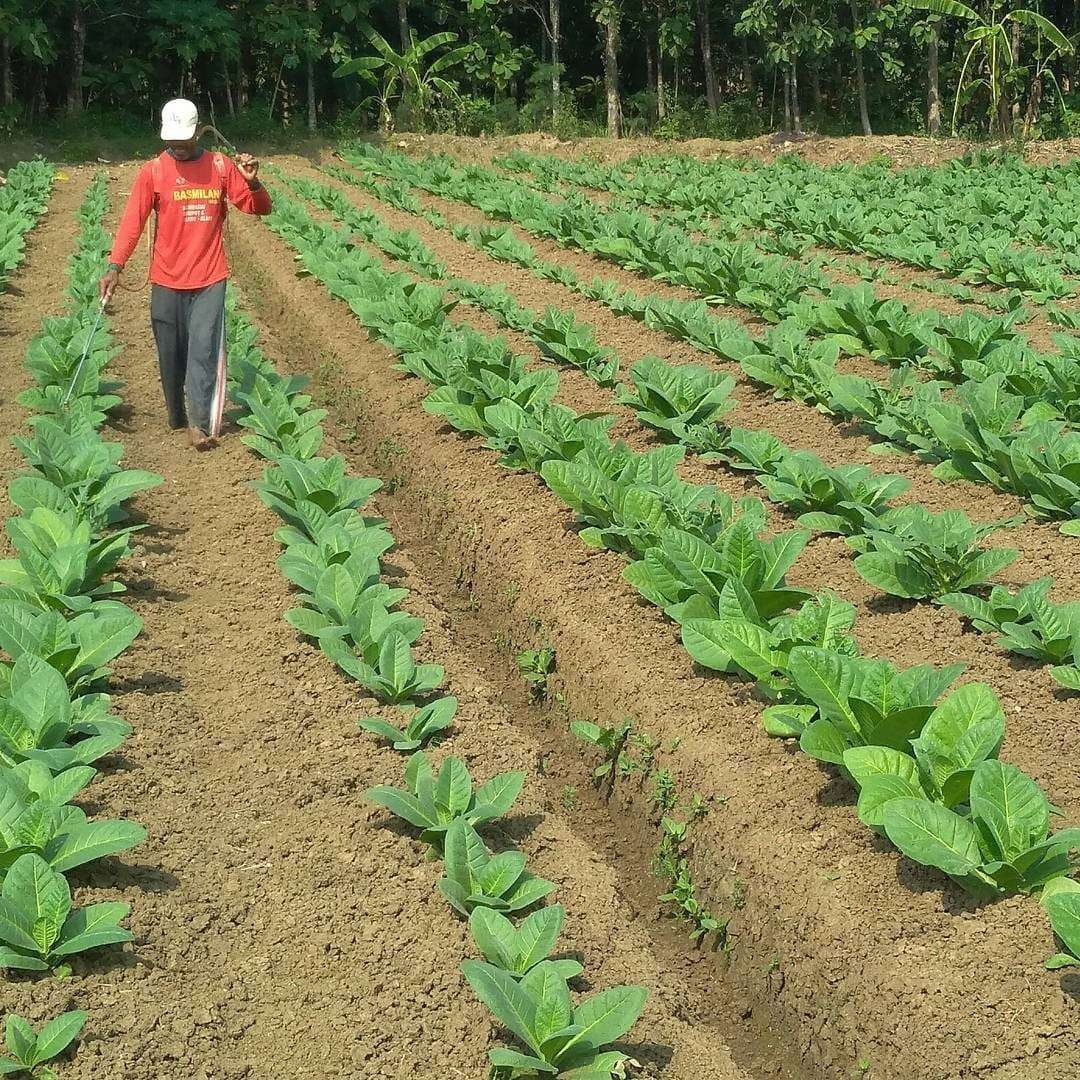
[904,1,1073,138]
[333,28,470,132]
[461,958,647,1078]
[0,854,133,971]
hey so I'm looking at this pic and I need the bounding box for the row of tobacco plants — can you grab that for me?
[0,171,162,1073]
[499,150,1080,301]
[0,159,53,290]
[257,176,1080,976]
[336,145,1080,541]
[280,167,1079,699]
[222,290,650,1078]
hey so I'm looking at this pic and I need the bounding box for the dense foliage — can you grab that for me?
[4,1,1080,141]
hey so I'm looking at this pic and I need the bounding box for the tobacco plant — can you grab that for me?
[0,854,133,970]
[468,904,583,981]
[848,507,1018,600]
[439,819,556,916]
[358,695,457,751]
[365,751,524,847]
[1043,880,1080,970]
[0,1010,86,1078]
[461,958,646,1078]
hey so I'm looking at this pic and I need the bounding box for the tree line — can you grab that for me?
[1,2,1078,140]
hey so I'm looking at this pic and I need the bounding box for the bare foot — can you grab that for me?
[188,426,217,451]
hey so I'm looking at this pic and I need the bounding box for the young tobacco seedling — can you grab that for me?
[438,818,557,916]
[364,751,524,849]
[1,1010,87,1078]
[570,718,632,798]
[461,958,647,1078]
[358,695,457,751]
[516,647,555,701]
[0,854,132,970]
[468,904,583,981]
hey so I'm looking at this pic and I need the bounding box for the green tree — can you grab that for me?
[904,0,1073,135]
[335,27,470,131]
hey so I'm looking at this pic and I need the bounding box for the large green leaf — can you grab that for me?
[460,959,542,1055]
[882,798,982,876]
[969,760,1050,864]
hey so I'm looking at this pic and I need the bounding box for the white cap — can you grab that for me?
[160,98,199,140]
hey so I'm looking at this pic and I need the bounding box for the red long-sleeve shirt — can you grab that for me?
[109,150,272,290]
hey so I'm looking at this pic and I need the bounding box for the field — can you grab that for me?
[1,136,1079,1080]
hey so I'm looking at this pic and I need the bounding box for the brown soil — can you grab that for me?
[400,131,1080,170]
[3,165,764,1080]
[222,166,1080,1080]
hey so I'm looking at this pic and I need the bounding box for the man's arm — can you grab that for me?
[225,153,272,216]
[100,165,154,300]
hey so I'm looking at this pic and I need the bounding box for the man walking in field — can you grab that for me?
[99,98,272,450]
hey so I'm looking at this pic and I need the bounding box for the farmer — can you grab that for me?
[99,98,272,450]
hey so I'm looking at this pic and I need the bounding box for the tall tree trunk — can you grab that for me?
[550,0,561,122]
[927,25,940,136]
[66,3,86,116]
[790,65,802,136]
[742,43,754,96]
[306,0,317,132]
[0,36,12,108]
[398,0,410,52]
[696,0,720,111]
[850,1,872,135]
[656,31,666,119]
[810,61,823,130]
[223,58,235,118]
[601,8,621,137]
[782,67,791,134]
[1009,22,1022,129]
[1023,73,1043,136]
[645,35,655,105]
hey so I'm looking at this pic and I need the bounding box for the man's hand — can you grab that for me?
[236,153,260,183]
[99,267,119,303]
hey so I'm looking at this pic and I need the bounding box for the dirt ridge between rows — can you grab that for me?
[228,172,1080,1080]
